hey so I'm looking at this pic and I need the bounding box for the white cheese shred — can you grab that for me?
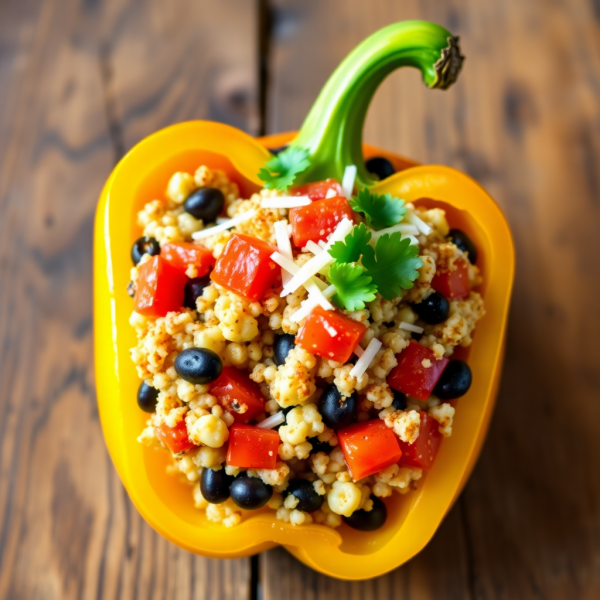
[257,412,285,429]
[280,249,334,296]
[325,188,337,199]
[261,196,312,209]
[399,322,424,334]
[341,165,357,199]
[406,211,432,235]
[354,345,365,358]
[290,285,336,323]
[305,240,323,255]
[350,338,382,379]
[370,223,419,242]
[274,220,293,286]
[192,209,257,240]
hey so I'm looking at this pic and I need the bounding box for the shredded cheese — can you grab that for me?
[370,223,419,241]
[399,322,424,334]
[192,209,257,240]
[324,217,354,249]
[257,412,286,429]
[406,211,432,235]
[290,284,336,323]
[261,196,311,209]
[354,345,365,358]
[305,240,323,255]
[274,220,293,286]
[325,188,336,199]
[350,338,382,379]
[341,165,357,199]
[280,248,334,296]
[270,251,328,293]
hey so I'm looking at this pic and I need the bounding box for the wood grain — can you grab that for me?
[0,0,257,598]
[263,0,600,598]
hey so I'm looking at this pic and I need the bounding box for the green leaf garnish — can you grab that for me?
[361,232,423,300]
[257,147,311,191]
[328,222,371,263]
[327,262,377,311]
[349,188,407,230]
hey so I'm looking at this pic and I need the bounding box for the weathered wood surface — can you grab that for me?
[0,0,257,598]
[1,0,599,599]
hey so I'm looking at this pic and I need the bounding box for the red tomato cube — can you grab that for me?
[397,412,442,470]
[289,196,354,248]
[290,178,343,200]
[160,242,215,277]
[338,420,402,481]
[210,233,278,301]
[155,419,196,454]
[210,367,266,424]
[431,257,470,299]
[134,255,187,317]
[387,341,449,401]
[296,305,366,364]
[226,424,280,469]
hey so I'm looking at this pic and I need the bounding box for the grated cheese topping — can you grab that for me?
[350,338,382,379]
[305,240,323,255]
[399,322,424,334]
[325,188,337,199]
[280,247,334,296]
[274,220,293,286]
[192,209,257,240]
[290,284,336,323]
[261,196,311,209]
[406,211,432,235]
[341,165,357,199]
[257,412,286,429]
[370,223,419,241]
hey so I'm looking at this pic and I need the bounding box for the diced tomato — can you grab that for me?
[387,341,449,401]
[431,257,470,299]
[338,420,402,481]
[155,419,196,454]
[289,196,354,248]
[210,233,279,301]
[290,178,343,201]
[160,242,215,277]
[134,255,187,317]
[296,305,366,364]
[226,424,280,469]
[210,367,266,424]
[397,412,442,470]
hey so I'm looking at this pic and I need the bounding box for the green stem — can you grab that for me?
[289,20,464,188]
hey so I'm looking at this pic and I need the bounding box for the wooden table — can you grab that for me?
[1,0,599,598]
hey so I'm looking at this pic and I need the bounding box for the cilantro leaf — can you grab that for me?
[327,262,377,311]
[328,223,371,263]
[349,188,407,230]
[361,232,423,300]
[257,147,310,191]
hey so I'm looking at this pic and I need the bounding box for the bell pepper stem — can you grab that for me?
[288,20,464,189]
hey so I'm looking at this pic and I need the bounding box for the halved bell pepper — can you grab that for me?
[95,20,514,580]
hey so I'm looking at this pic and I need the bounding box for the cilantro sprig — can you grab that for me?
[349,189,407,230]
[326,224,422,309]
[362,233,422,300]
[257,147,310,191]
[328,263,377,311]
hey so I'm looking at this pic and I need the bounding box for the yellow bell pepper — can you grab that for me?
[94,20,514,580]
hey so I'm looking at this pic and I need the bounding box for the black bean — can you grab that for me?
[412,292,450,325]
[200,467,235,504]
[365,156,395,181]
[131,236,160,265]
[137,381,159,413]
[434,360,472,399]
[230,475,273,509]
[343,495,387,531]
[184,187,224,222]
[183,275,211,310]
[273,334,296,366]
[174,347,223,384]
[391,390,407,411]
[448,229,478,264]
[318,384,358,430]
[285,478,324,513]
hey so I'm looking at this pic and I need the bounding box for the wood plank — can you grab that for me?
[0,1,258,598]
[263,0,600,598]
